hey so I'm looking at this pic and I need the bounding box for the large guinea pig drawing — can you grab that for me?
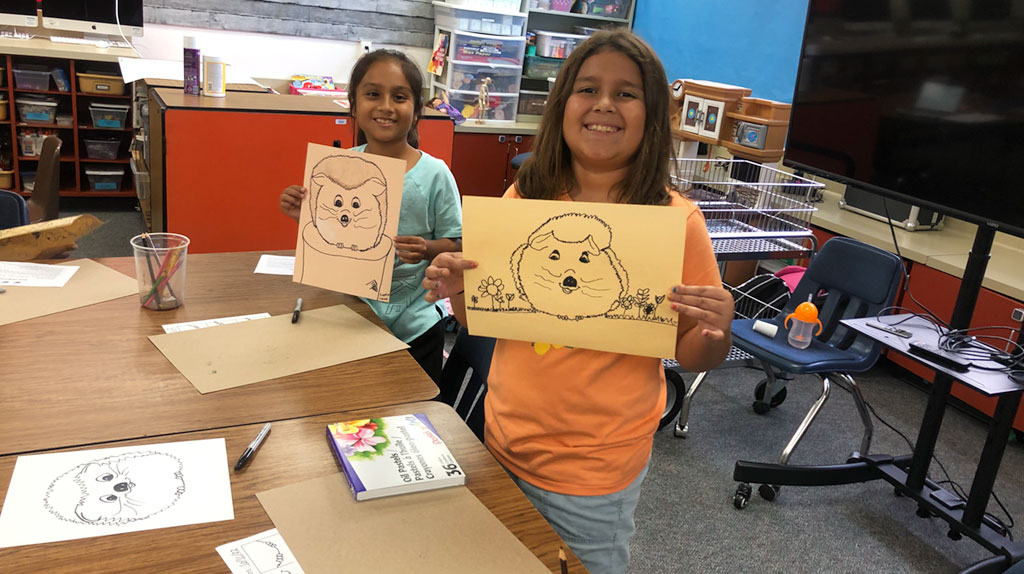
[511,213,628,320]
[309,155,388,252]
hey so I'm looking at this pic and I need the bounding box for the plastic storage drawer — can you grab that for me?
[434,3,525,36]
[86,167,125,191]
[451,30,526,67]
[89,103,130,129]
[13,65,52,91]
[448,62,521,94]
[449,90,518,122]
[15,97,59,123]
[18,133,46,156]
[523,55,565,79]
[535,30,588,59]
[78,72,127,96]
[518,91,547,117]
[84,136,122,160]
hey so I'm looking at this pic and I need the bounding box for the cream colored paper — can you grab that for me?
[463,196,687,358]
[0,258,137,327]
[148,304,408,394]
[293,144,404,302]
[257,475,549,574]
[0,214,102,261]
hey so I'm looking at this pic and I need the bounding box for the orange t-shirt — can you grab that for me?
[484,187,722,496]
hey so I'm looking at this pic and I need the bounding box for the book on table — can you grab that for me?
[327,414,466,501]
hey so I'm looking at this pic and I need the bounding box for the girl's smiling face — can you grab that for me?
[354,59,416,147]
[562,49,646,173]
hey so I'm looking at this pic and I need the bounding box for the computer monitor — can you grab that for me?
[42,0,144,38]
[0,1,38,28]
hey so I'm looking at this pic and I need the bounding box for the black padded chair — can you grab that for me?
[438,328,496,442]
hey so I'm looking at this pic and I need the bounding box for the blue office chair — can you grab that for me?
[510,151,531,170]
[730,237,904,508]
[0,189,30,229]
[438,328,496,442]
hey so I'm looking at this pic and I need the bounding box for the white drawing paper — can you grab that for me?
[0,438,234,548]
[0,261,79,287]
[254,255,296,276]
[216,529,305,574]
[162,313,271,333]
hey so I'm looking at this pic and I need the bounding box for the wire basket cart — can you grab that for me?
[661,159,824,438]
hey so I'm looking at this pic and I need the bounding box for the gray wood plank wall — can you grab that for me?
[144,1,435,47]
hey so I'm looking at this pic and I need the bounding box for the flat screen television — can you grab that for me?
[784,0,1024,238]
[0,0,38,28]
[41,0,144,38]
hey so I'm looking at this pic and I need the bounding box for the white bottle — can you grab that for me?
[203,55,226,98]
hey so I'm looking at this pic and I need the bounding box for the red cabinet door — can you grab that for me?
[452,133,512,198]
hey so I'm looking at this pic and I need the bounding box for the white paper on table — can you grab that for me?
[162,313,271,333]
[254,254,295,276]
[0,438,234,548]
[216,528,305,574]
[0,261,79,287]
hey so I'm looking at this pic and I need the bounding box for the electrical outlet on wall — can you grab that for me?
[360,40,372,55]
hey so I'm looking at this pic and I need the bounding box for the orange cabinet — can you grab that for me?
[452,132,534,197]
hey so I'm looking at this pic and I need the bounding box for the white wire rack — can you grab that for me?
[672,158,824,261]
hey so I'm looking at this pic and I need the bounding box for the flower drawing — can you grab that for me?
[478,276,505,309]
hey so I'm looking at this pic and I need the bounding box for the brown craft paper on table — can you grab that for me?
[148,303,408,393]
[0,214,103,261]
[0,258,137,327]
[257,474,551,574]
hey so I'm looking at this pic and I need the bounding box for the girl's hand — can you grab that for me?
[423,252,477,303]
[279,185,306,222]
[395,235,428,264]
[668,284,734,341]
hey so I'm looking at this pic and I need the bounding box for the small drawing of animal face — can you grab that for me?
[512,213,627,320]
[310,156,388,252]
[44,452,185,525]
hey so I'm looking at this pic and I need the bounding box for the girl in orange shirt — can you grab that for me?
[424,31,733,574]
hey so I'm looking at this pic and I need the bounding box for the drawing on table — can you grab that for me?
[43,451,185,525]
[294,144,405,302]
[468,213,674,324]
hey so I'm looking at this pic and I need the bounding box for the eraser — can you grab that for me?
[752,319,778,338]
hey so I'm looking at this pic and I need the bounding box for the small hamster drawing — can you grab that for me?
[309,155,389,252]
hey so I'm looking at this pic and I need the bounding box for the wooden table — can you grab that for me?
[0,252,438,456]
[0,402,585,574]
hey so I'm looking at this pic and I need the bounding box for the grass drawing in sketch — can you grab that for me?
[468,213,674,324]
[298,154,393,299]
[43,451,186,525]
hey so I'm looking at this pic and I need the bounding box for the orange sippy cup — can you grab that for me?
[784,297,822,349]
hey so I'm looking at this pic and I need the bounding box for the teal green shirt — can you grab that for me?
[353,146,462,342]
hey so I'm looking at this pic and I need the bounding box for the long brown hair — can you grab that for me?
[515,30,672,205]
[349,49,423,148]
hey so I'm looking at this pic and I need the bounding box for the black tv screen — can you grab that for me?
[784,0,1024,238]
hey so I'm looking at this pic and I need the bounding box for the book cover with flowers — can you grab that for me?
[326,414,465,501]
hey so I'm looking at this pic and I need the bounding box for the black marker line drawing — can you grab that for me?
[298,154,393,301]
[43,451,186,526]
[468,213,676,324]
[241,533,298,573]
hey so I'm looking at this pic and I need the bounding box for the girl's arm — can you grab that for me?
[669,284,734,372]
[395,236,462,264]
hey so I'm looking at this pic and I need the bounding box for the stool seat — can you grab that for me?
[510,152,532,170]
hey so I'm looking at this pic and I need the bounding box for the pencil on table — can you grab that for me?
[559,546,568,574]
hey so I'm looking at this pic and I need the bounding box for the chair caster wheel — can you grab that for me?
[752,400,772,414]
[754,380,788,408]
[734,483,752,509]
[947,529,962,541]
[758,484,779,502]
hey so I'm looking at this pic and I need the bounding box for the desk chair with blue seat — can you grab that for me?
[0,189,30,229]
[729,236,904,508]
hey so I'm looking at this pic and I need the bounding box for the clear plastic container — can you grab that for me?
[18,132,46,157]
[518,91,547,117]
[434,3,526,36]
[448,62,521,94]
[523,54,565,79]
[15,97,59,123]
[131,154,150,201]
[449,90,518,122]
[451,30,527,67]
[534,30,588,59]
[84,136,122,160]
[89,103,130,129]
[13,65,52,91]
[85,167,125,191]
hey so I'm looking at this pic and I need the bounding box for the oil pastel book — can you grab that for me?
[326,414,465,501]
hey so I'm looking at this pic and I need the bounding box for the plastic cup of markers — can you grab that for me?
[130,232,190,311]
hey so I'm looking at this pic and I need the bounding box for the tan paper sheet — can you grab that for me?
[0,214,103,261]
[148,304,408,393]
[0,258,137,327]
[293,144,405,302]
[463,196,688,358]
[257,474,550,574]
